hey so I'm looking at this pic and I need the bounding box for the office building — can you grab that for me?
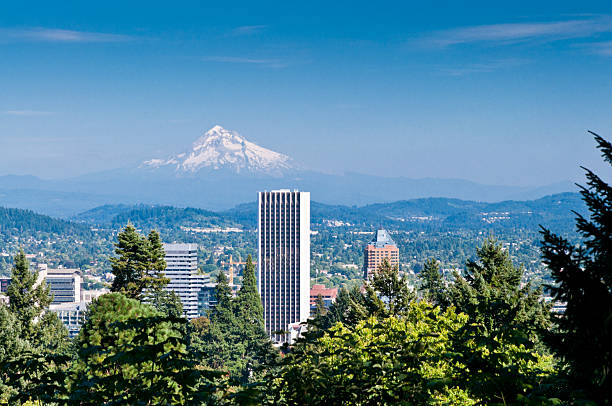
[363,229,400,279]
[39,266,82,304]
[163,243,210,319]
[49,302,88,338]
[258,189,310,344]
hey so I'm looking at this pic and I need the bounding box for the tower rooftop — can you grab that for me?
[369,229,396,248]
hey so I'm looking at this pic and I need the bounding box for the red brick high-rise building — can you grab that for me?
[363,229,399,279]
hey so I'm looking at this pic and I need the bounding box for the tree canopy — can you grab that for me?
[110,224,168,300]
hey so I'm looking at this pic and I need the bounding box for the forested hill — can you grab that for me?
[225,192,585,234]
[0,206,91,236]
[73,205,240,231]
[1,193,584,278]
[0,206,103,274]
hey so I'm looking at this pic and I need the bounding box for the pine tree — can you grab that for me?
[540,131,612,403]
[365,258,414,317]
[313,294,327,318]
[110,224,168,300]
[235,255,264,325]
[203,271,241,373]
[7,249,51,337]
[315,285,368,331]
[418,258,447,307]
[448,239,552,403]
[234,254,276,383]
[144,230,169,292]
[449,238,549,339]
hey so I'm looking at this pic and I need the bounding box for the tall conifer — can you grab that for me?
[541,131,612,403]
[110,224,168,300]
[7,249,51,337]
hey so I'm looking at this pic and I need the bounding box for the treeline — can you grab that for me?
[0,207,92,236]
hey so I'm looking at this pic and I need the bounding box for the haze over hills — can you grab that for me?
[0,125,575,217]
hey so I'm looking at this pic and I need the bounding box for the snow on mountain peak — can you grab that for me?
[143,125,293,175]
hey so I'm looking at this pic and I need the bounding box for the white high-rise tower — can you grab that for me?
[258,190,310,343]
[162,243,209,320]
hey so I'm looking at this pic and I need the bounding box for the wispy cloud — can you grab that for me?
[419,16,612,48]
[588,41,612,56]
[228,25,267,37]
[202,55,288,68]
[0,27,131,43]
[437,58,529,76]
[3,110,53,116]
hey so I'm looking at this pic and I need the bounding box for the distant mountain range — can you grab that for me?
[0,125,576,217]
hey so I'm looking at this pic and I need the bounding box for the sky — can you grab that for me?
[1,0,612,186]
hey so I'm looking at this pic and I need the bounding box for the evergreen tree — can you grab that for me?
[365,258,414,317]
[70,293,215,405]
[149,288,183,318]
[144,229,169,293]
[540,131,612,403]
[235,255,264,324]
[418,258,447,307]
[203,270,241,373]
[7,249,51,338]
[234,255,276,383]
[449,238,549,340]
[313,294,327,318]
[448,238,553,403]
[110,224,168,300]
[0,306,29,402]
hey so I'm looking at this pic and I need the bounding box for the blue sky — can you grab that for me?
[1,1,612,186]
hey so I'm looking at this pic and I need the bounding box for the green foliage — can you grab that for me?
[312,294,327,319]
[6,249,52,337]
[418,258,448,307]
[30,311,72,355]
[198,262,277,384]
[110,224,169,300]
[365,258,415,317]
[0,305,30,402]
[266,303,478,405]
[448,238,554,403]
[541,132,612,404]
[149,287,184,318]
[1,252,71,403]
[310,285,368,334]
[71,292,218,405]
[449,238,550,341]
[233,255,277,382]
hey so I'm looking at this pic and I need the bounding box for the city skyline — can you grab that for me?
[1,1,612,186]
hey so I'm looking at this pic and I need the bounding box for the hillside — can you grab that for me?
[224,192,584,234]
[0,206,108,275]
[1,193,584,286]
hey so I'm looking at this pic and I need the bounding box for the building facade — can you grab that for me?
[310,284,338,315]
[163,243,210,319]
[49,302,87,338]
[258,190,310,343]
[363,229,400,279]
[39,266,82,304]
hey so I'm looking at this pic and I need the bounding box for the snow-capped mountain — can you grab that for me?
[142,125,293,176]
